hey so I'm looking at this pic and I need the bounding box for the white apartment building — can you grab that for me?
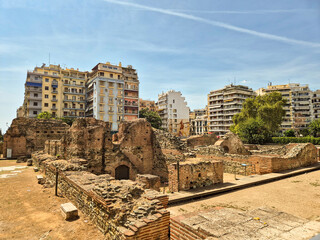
[157,90,190,137]
[208,84,255,136]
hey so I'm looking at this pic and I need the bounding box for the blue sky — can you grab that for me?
[0,0,319,133]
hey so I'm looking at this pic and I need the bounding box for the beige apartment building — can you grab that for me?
[85,62,139,131]
[18,61,139,131]
[18,64,87,118]
[139,99,157,112]
[261,83,313,131]
[313,90,320,120]
[208,84,255,136]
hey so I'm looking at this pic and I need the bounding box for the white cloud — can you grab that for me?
[102,0,320,48]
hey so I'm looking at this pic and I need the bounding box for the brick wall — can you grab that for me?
[33,154,170,240]
[168,159,223,192]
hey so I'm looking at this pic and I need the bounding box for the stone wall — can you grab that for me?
[136,174,161,191]
[185,134,217,149]
[168,159,223,192]
[3,117,69,158]
[214,132,250,155]
[205,143,318,175]
[33,155,170,240]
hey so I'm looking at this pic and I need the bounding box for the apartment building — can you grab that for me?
[313,90,320,120]
[19,64,88,118]
[85,62,125,131]
[157,90,190,137]
[61,68,87,118]
[85,62,140,131]
[139,99,157,112]
[208,84,255,136]
[262,83,313,131]
[123,65,139,121]
[190,108,208,135]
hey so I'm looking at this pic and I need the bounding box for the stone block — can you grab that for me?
[33,167,39,172]
[36,175,45,184]
[60,202,78,221]
[27,159,33,166]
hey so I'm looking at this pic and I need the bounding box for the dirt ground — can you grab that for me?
[169,170,320,222]
[0,160,104,240]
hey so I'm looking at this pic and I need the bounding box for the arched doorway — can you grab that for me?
[115,165,130,180]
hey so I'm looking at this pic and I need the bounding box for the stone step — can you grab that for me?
[60,202,78,221]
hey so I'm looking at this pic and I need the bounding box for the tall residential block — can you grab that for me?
[208,84,255,136]
[262,83,313,131]
[312,90,320,120]
[157,90,190,137]
[19,64,87,118]
[85,62,139,131]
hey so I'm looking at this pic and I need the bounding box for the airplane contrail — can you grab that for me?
[102,0,320,48]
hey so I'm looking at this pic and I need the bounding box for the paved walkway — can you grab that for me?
[168,163,320,205]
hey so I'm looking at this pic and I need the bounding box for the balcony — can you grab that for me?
[124,95,138,99]
[124,86,139,92]
[63,99,85,103]
[52,99,58,102]
[63,91,85,95]
[51,90,58,94]
[28,105,41,110]
[51,107,57,110]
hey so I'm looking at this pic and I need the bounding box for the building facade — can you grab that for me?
[262,83,313,131]
[208,84,255,136]
[139,99,158,112]
[312,90,320,120]
[157,90,190,137]
[85,62,139,131]
[19,64,87,118]
[18,61,139,131]
[190,108,208,135]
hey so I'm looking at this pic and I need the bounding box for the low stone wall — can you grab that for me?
[168,159,223,192]
[223,160,256,176]
[203,143,318,175]
[33,153,170,240]
[136,174,161,191]
[185,134,217,149]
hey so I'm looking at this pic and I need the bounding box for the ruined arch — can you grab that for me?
[115,165,130,180]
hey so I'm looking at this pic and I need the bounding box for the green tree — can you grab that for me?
[139,108,162,129]
[309,119,320,137]
[60,117,76,126]
[37,111,53,119]
[231,92,286,143]
[284,129,295,137]
[237,118,271,144]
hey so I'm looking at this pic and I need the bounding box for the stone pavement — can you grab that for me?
[168,163,320,205]
[170,207,320,240]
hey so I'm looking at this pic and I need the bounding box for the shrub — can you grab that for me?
[283,129,295,137]
[272,137,320,145]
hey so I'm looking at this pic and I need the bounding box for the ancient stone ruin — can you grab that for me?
[44,118,168,181]
[3,117,69,159]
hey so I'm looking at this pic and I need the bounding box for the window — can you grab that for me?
[45,78,49,82]
[33,102,38,106]
[64,112,67,116]
[110,73,113,78]
[64,103,68,108]
[34,93,38,97]
[99,72,104,76]
[173,99,175,103]
[45,86,49,90]
[72,96,76,100]
[33,111,37,115]
[73,81,76,85]
[52,112,56,117]
[80,104,83,109]
[44,103,49,107]
[52,103,56,108]
[45,95,49,98]
[117,75,120,80]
